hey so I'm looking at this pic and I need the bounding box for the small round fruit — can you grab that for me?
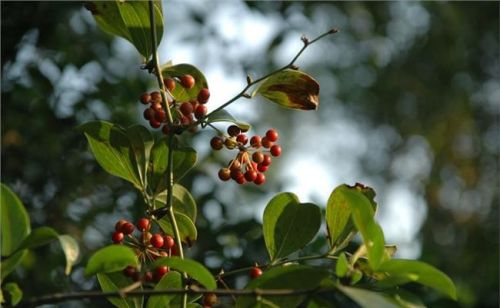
[266,129,279,142]
[244,169,257,182]
[236,134,248,145]
[261,136,273,148]
[250,267,263,278]
[149,119,161,129]
[250,135,261,148]
[203,293,218,306]
[194,104,207,119]
[218,168,231,181]
[155,266,169,280]
[115,219,127,232]
[180,102,193,116]
[155,110,166,122]
[252,151,264,164]
[112,231,124,243]
[257,164,268,172]
[137,218,150,231]
[164,77,176,92]
[150,91,162,103]
[210,136,224,150]
[140,93,151,104]
[164,235,175,249]
[180,74,195,89]
[197,88,210,104]
[230,168,243,181]
[123,265,137,277]
[254,173,266,185]
[261,154,272,166]
[143,108,155,121]
[227,125,241,137]
[144,271,153,282]
[121,222,135,235]
[150,233,164,248]
[270,145,281,157]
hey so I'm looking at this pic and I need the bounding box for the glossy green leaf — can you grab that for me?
[146,271,182,308]
[157,212,197,246]
[1,250,27,282]
[337,285,401,308]
[336,252,349,278]
[86,0,163,59]
[1,183,30,256]
[85,245,138,277]
[3,282,22,306]
[150,138,197,193]
[127,125,154,187]
[236,265,329,308]
[263,193,321,261]
[205,109,251,131]
[254,69,319,110]
[79,121,141,189]
[97,272,143,308]
[386,289,426,308]
[350,269,363,285]
[156,184,197,221]
[377,259,457,300]
[153,257,216,290]
[58,235,80,275]
[161,63,208,102]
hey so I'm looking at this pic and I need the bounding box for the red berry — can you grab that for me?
[144,271,153,282]
[203,293,218,306]
[140,93,151,104]
[270,145,281,157]
[252,151,264,163]
[180,75,195,89]
[150,91,162,103]
[164,77,176,92]
[150,233,164,248]
[121,222,135,235]
[164,235,175,249]
[151,102,163,111]
[236,134,248,145]
[149,119,161,129]
[137,218,150,231]
[123,265,137,277]
[230,168,243,181]
[235,174,246,184]
[261,136,273,148]
[254,173,266,185]
[115,219,127,232]
[250,267,263,278]
[180,116,191,126]
[244,170,257,182]
[261,154,272,166]
[112,231,124,243]
[250,136,261,148]
[197,88,210,104]
[155,110,166,122]
[210,136,224,150]
[227,125,241,137]
[143,108,155,121]
[229,159,241,170]
[155,266,169,281]
[194,104,207,119]
[218,168,231,181]
[266,129,279,142]
[257,164,268,172]
[180,102,193,116]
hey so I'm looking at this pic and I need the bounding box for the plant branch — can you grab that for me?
[203,28,338,118]
[20,286,331,307]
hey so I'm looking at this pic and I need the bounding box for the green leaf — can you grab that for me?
[79,121,141,189]
[236,265,329,308]
[150,138,197,193]
[97,272,143,308]
[153,257,216,290]
[337,285,401,308]
[377,259,457,300]
[3,282,22,306]
[161,63,208,102]
[146,271,182,308]
[1,183,30,256]
[87,1,163,59]
[85,245,138,277]
[0,250,27,281]
[58,235,80,275]
[254,69,319,110]
[157,212,197,246]
[156,184,197,222]
[205,109,251,131]
[336,252,349,278]
[263,193,321,261]
[127,125,154,188]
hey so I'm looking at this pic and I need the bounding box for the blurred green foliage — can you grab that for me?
[1,2,498,307]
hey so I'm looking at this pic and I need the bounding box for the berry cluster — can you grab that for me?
[139,74,210,135]
[112,218,177,282]
[211,126,281,185]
